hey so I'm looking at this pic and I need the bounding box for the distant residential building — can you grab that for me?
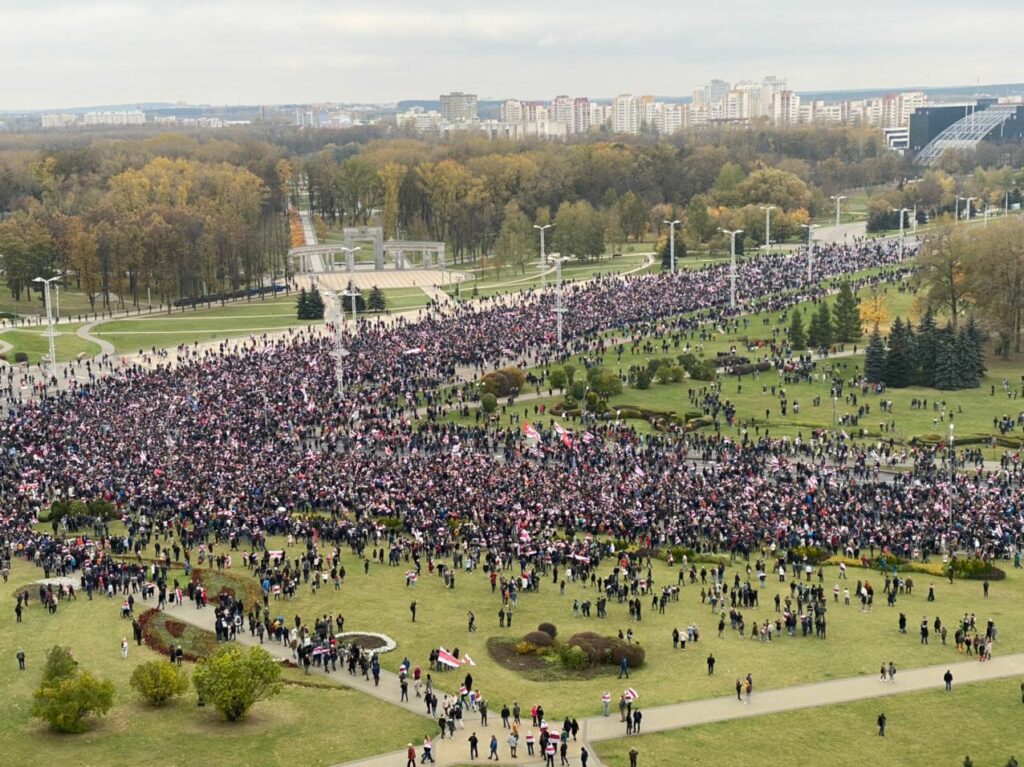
[397,107,443,133]
[772,91,801,125]
[82,109,145,126]
[500,99,524,123]
[41,113,79,129]
[550,95,576,133]
[573,97,592,134]
[612,94,638,134]
[439,92,478,123]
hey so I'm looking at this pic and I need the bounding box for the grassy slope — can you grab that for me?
[0,559,425,767]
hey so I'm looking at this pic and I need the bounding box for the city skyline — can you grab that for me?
[3,0,1024,111]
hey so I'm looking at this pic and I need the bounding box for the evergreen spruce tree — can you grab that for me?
[296,288,310,319]
[963,314,988,383]
[914,307,939,387]
[367,285,387,312]
[808,301,833,350]
[955,326,979,388]
[883,317,914,388]
[306,286,326,320]
[863,326,886,383]
[832,282,861,343]
[788,310,807,350]
[933,328,959,390]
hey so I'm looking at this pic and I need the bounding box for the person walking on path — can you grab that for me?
[421,736,435,764]
[488,734,499,761]
[544,739,556,767]
[944,669,954,691]
[580,746,589,767]
[633,709,642,733]
[507,732,518,758]
[16,649,25,670]
[468,733,479,760]
[736,678,743,701]
[406,743,416,767]
[877,712,887,736]
[888,661,896,683]
[602,690,611,716]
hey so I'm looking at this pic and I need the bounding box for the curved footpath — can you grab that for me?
[159,597,1024,767]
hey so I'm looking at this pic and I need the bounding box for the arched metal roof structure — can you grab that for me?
[917,105,1018,166]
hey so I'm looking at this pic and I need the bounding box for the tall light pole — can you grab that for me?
[662,218,680,273]
[912,203,918,235]
[548,255,575,347]
[830,195,847,228]
[33,276,60,379]
[339,245,360,275]
[331,297,350,397]
[800,223,819,282]
[891,208,910,259]
[719,228,743,309]
[343,285,361,323]
[533,224,552,289]
[948,422,955,488]
[759,206,775,252]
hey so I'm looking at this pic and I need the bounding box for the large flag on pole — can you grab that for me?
[436,647,461,668]
[624,687,639,701]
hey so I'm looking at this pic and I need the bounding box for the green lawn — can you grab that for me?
[227,531,1024,720]
[0,559,426,767]
[0,323,100,362]
[595,678,1024,767]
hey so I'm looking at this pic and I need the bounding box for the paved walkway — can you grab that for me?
[77,320,115,356]
[159,595,1024,767]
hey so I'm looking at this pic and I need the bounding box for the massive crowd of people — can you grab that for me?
[5,235,1020,597]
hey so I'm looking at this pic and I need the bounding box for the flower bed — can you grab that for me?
[333,632,396,654]
[138,608,219,662]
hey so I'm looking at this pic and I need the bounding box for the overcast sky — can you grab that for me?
[3,0,1023,110]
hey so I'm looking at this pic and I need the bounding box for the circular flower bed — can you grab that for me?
[334,631,396,654]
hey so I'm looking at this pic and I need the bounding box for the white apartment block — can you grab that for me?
[612,94,638,134]
[83,110,145,126]
[397,107,443,133]
[500,99,524,123]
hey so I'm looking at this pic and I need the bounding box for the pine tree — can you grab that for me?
[863,327,886,383]
[964,314,988,383]
[788,310,807,350]
[955,327,980,388]
[883,317,914,388]
[914,307,939,387]
[808,301,833,350]
[367,285,387,312]
[306,286,326,320]
[832,282,861,343]
[933,329,959,390]
[296,288,310,319]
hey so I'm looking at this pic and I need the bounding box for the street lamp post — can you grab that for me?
[949,423,955,487]
[662,219,680,273]
[800,223,819,282]
[891,208,910,259]
[342,286,361,323]
[719,228,744,309]
[830,195,847,228]
[759,206,775,252]
[32,276,60,379]
[339,246,360,276]
[533,224,552,289]
[548,255,575,347]
[331,298,350,397]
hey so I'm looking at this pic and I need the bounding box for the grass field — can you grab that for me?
[595,678,1024,767]
[0,559,426,767]
[176,530,1022,721]
[0,322,100,363]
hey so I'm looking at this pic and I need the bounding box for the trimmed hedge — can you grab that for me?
[949,558,1006,581]
[537,623,558,639]
[522,631,554,648]
[564,631,646,669]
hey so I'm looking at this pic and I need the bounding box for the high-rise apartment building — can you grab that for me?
[612,94,639,134]
[439,92,478,123]
[550,95,576,134]
[573,98,592,134]
[500,99,524,123]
